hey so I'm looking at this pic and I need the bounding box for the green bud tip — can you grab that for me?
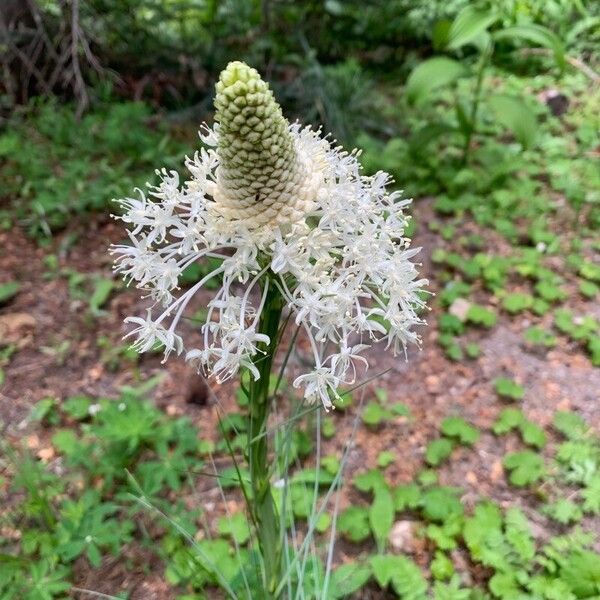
[212,61,308,226]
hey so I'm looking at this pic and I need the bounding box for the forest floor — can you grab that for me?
[2,190,600,598]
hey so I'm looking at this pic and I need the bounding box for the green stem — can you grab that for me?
[248,276,284,596]
[461,42,492,166]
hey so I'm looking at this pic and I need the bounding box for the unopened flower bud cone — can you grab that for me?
[212,61,319,227]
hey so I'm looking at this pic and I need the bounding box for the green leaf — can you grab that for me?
[493,408,524,434]
[523,326,557,348]
[390,556,429,599]
[0,282,20,305]
[503,451,544,486]
[502,292,534,314]
[52,429,78,455]
[405,58,468,106]
[433,576,472,600]
[487,95,537,149]
[494,24,566,71]
[446,7,497,50]
[369,485,394,552]
[328,563,371,598]
[535,280,567,302]
[466,304,497,328]
[394,483,421,511]
[377,450,396,468]
[353,469,387,494]
[362,401,389,427]
[489,572,520,598]
[426,438,455,466]
[421,487,464,522]
[580,261,600,282]
[494,377,525,401]
[580,280,599,299]
[520,420,547,449]
[338,506,370,542]
[505,507,535,562]
[560,550,600,598]
[217,512,249,545]
[582,476,600,514]
[89,278,115,315]
[553,411,588,439]
[431,551,454,581]
[441,417,479,446]
[62,395,93,420]
[544,499,583,525]
[371,554,428,598]
[409,122,458,155]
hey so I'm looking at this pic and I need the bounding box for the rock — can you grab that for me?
[425,375,440,394]
[537,88,569,116]
[490,459,504,482]
[465,471,478,485]
[449,298,472,322]
[389,520,416,553]
[37,446,55,462]
[0,312,36,344]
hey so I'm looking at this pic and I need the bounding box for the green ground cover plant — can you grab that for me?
[4,388,600,599]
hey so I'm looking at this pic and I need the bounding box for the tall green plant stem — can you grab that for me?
[462,42,493,165]
[248,276,284,597]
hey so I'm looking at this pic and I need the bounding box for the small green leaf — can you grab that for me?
[362,401,387,427]
[421,487,464,522]
[519,420,547,449]
[553,411,588,439]
[354,469,387,494]
[394,483,421,511]
[0,282,20,305]
[493,408,525,434]
[441,417,479,446]
[431,551,454,581]
[523,326,556,348]
[217,512,250,545]
[494,24,566,71]
[370,485,394,552]
[488,95,537,149]
[503,451,544,486]
[502,292,534,314]
[329,563,371,598]
[377,450,396,468]
[494,377,525,401]
[62,395,93,420]
[446,7,497,50]
[466,304,497,328]
[426,438,455,466]
[544,499,583,524]
[338,506,370,542]
[580,280,599,299]
[580,261,600,282]
[89,278,115,315]
[52,429,78,455]
[371,555,428,598]
[406,58,468,106]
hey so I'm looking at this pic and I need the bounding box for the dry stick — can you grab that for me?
[519,47,600,83]
[0,21,53,97]
[25,0,60,62]
[69,0,88,117]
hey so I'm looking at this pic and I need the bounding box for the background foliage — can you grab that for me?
[1,0,599,598]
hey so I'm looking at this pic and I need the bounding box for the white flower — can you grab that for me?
[112,61,427,409]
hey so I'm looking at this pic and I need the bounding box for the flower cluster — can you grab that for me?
[112,61,427,409]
